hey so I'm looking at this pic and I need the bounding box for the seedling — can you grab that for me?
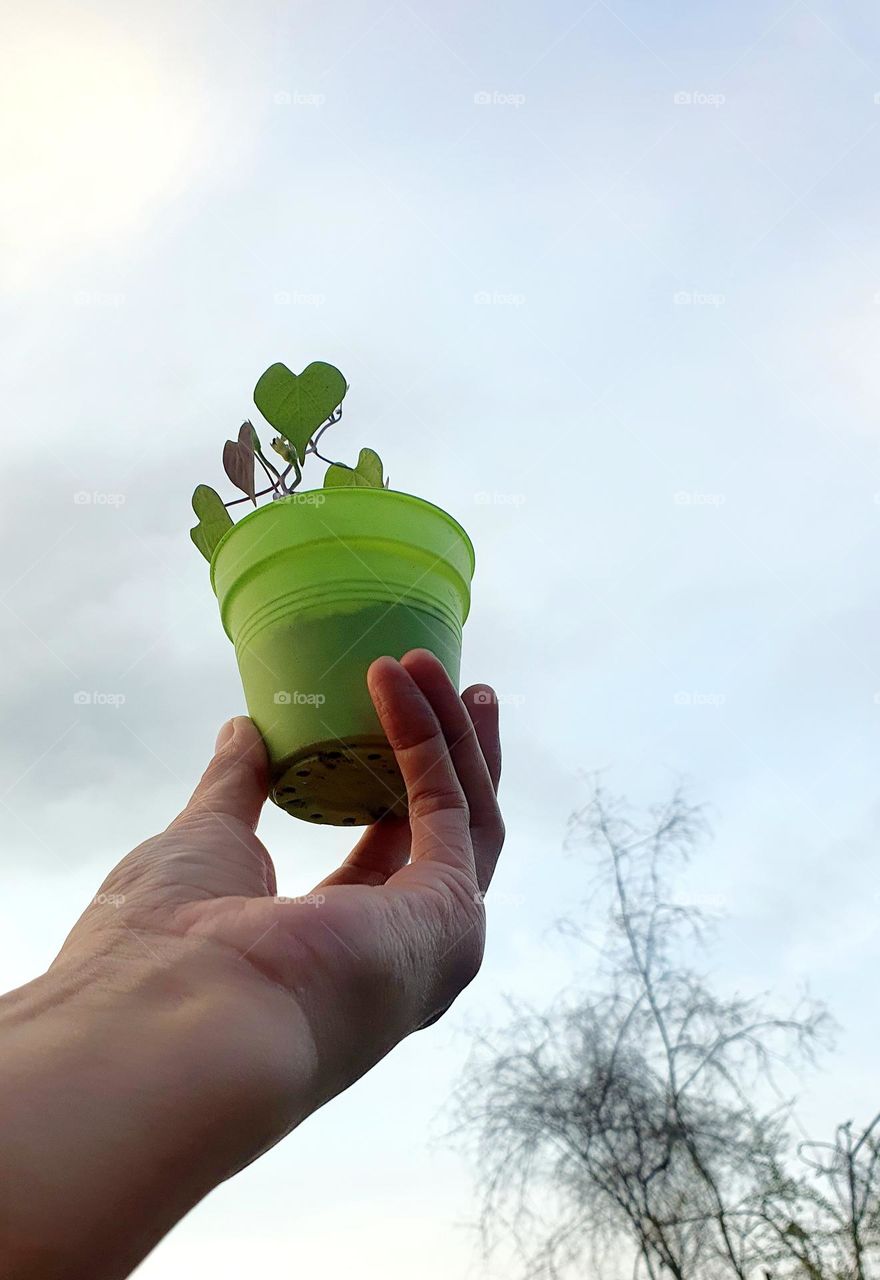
[193,358,475,827]
[190,360,389,562]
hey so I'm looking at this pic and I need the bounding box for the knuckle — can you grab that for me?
[409,782,469,820]
[487,813,506,851]
[390,723,442,753]
[472,812,505,856]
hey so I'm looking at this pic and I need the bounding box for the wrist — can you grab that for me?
[0,949,315,1279]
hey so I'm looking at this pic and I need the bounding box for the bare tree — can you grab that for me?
[453,783,830,1280]
[786,1115,880,1279]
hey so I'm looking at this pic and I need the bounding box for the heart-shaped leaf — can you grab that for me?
[355,447,384,487]
[324,446,386,490]
[222,422,257,504]
[323,463,372,489]
[253,361,347,462]
[190,484,233,562]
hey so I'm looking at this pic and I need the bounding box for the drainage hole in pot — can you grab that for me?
[342,817,356,825]
[367,753,382,761]
[296,769,310,777]
[310,813,323,821]
[324,751,343,760]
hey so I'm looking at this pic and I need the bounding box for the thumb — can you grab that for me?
[171,716,270,831]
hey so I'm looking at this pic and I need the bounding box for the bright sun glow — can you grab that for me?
[0,19,201,289]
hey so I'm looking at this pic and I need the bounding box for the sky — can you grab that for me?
[3,0,880,1274]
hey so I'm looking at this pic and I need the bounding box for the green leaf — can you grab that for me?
[355,447,384,487]
[323,447,385,490]
[323,463,371,488]
[253,361,347,462]
[190,484,233,562]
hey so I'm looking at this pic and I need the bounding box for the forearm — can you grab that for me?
[0,951,312,1280]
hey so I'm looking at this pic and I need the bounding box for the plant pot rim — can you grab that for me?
[208,486,476,591]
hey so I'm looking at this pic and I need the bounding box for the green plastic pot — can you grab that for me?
[210,488,475,827]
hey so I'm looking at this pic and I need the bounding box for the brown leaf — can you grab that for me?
[223,430,257,505]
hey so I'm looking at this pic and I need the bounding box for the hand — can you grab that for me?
[0,649,504,1280]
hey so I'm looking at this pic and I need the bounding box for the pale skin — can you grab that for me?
[0,649,504,1279]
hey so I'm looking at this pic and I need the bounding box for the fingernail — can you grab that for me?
[215,720,235,752]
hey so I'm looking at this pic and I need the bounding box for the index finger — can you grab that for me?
[366,656,475,882]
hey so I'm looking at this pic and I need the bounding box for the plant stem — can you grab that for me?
[225,412,335,509]
[224,483,280,508]
[305,411,342,464]
[254,447,282,489]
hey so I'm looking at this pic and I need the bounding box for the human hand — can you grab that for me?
[0,649,503,1279]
